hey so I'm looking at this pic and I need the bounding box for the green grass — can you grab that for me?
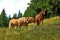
[0,16,60,40]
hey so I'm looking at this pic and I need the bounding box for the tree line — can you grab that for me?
[0,0,60,27]
[24,0,60,18]
[0,9,22,27]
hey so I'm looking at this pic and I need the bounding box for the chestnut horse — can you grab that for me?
[9,19,18,29]
[35,10,45,26]
[18,17,28,27]
[9,17,28,29]
[27,17,35,24]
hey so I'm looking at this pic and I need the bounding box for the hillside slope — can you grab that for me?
[0,16,60,40]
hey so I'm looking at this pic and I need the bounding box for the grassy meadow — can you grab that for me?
[0,16,60,40]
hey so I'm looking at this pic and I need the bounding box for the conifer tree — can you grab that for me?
[18,10,22,18]
[13,13,17,19]
[0,8,8,27]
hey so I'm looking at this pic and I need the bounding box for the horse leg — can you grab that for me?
[42,19,44,25]
[9,23,12,29]
[17,25,19,29]
[37,20,40,26]
[15,25,17,29]
[9,25,13,29]
[24,22,28,26]
[17,24,21,29]
[9,25,11,29]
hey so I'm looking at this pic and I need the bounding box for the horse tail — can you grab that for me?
[9,21,11,29]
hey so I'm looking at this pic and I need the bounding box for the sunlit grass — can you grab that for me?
[42,16,60,26]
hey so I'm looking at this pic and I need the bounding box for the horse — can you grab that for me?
[35,9,45,26]
[18,17,28,28]
[9,17,28,29]
[9,19,18,29]
[27,17,35,24]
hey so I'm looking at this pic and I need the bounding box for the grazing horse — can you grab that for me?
[18,17,28,28]
[9,17,28,29]
[35,10,45,26]
[27,17,35,24]
[9,19,18,29]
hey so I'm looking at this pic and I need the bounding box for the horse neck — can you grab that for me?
[39,12,43,16]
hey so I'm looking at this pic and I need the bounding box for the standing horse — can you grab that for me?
[9,17,28,29]
[9,19,18,29]
[35,10,45,26]
[27,17,35,24]
[18,17,28,28]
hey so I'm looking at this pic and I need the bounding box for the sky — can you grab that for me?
[0,0,30,17]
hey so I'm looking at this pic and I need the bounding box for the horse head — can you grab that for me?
[41,10,45,15]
